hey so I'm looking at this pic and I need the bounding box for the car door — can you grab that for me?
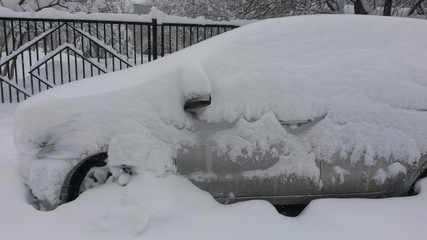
[177,116,323,204]
[319,153,411,198]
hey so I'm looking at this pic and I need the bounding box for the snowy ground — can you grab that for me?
[0,103,426,240]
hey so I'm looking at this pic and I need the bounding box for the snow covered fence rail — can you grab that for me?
[0,7,240,103]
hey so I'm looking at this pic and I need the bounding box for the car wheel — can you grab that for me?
[59,152,110,205]
[275,204,308,217]
[409,168,427,196]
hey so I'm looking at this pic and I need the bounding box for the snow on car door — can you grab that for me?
[177,113,322,203]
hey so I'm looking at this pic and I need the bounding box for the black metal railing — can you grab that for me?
[0,17,239,103]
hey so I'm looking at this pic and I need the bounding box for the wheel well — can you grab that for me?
[59,152,108,205]
[415,155,427,181]
[409,155,427,195]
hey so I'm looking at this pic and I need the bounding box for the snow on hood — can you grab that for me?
[13,15,427,204]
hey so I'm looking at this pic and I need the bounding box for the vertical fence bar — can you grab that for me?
[74,48,78,81]
[80,23,84,57]
[119,25,123,70]
[12,21,19,100]
[50,22,56,85]
[42,21,48,83]
[110,23,113,52]
[104,48,108,69]
[0,79,4,103]
[152,19,158,60]
[58,20,62,45]
[18,20,26,89]
[88,23,93,76]
[118,23,122,54]
[126,24,129,60]
[49,21,54,50]
[82,52,86,79]
[96,23,100,64]
[168,26,172,54]
[160,24,164,57]
[182,26,186,49]
[133,24,136,65]
[104,23,108,68]
[190,26,193,46]
[35,21,41,92]
[112,54,115,71]
[65,22,69,43]
[118,24,123,70]
[27,21,33,92]
[67,47,71,82]
[139,25,143,64]
[175,26,178,52]
[90,62,93,77]
[147,22,151,62]
[73,22,77,45]
[8,76,12,103]
[16,67,20,102]
[196,26,199,43]
[13,55,18,82]
[88,22,92,58]
[103,23,106,44]
[59,48,64,84]
[11,20,15,51]
[3,20,9,55]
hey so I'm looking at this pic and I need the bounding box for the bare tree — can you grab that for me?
[383,0,393,15]
[407,0,426,15]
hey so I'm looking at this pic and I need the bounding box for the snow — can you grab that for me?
[12,15,427,207]
[0,6,249,26]
[1,104,427,239]
[333,166,350,184]
[373,162,408,185]
[179,62,211,100]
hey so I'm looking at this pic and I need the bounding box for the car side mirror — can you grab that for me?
[184,94,211,113]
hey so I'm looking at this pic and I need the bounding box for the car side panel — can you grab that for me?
[177,144,322,200]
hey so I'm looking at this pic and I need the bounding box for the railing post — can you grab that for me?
[161,24,165,57]
[152,18,158,60]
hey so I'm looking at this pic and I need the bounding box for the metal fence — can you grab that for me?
[0,17,239,103]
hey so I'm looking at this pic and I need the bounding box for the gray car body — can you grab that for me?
[36,106,427,210]
[176,113,427,205]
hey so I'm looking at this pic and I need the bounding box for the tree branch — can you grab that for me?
[407,0,426,16]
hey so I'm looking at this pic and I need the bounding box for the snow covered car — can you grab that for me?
[14,15,427,211]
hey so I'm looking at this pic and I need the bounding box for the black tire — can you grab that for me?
[275,204,308,217]
[409,168,427,196]
[59,152,109,205]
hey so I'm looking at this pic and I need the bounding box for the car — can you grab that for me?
[13,15,427,211]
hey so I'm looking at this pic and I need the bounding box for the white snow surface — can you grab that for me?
[2,104,427,239]
[13,15,427,204]
[0,6,249,25]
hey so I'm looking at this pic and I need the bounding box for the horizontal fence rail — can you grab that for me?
[0,17,239,103]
